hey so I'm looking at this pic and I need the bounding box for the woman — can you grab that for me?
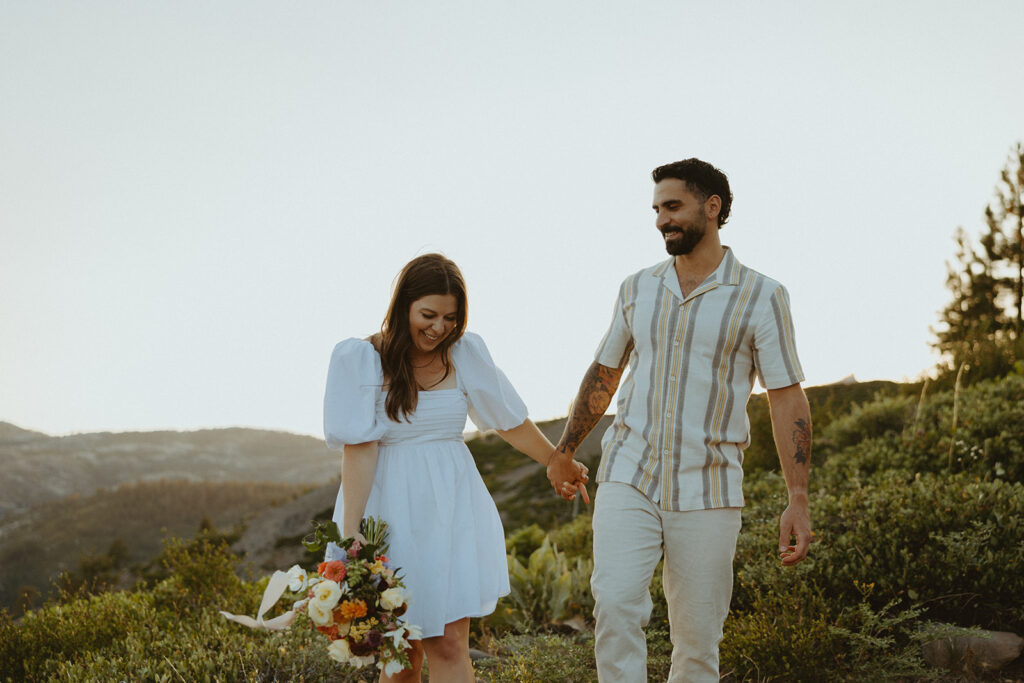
[323,253,588,682]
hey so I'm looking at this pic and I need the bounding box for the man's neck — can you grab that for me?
[673,233,725,297]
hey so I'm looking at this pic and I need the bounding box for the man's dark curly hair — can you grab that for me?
[651,158,733,228]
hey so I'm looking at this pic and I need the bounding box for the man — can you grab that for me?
[548,158,812,681]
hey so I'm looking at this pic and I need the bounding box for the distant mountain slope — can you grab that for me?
[0,422,47,442]
[0,425,335,520]
[0,478,311,609]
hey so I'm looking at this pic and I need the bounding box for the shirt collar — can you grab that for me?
[656,246,742,302]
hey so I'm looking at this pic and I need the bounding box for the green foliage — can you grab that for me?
[475,633,597,682]
[816,373,1024,480]
[151,533,249,616]
[5,373,1023,680]
[934,143,1024,382]
[1,539,368,682]
[722,573,841,680]
[487,537,593,635]
[741,380,910,472]
[504,523,547,561]
[547,512,593,561]
[823,394,916,452]
[0,478,306,610]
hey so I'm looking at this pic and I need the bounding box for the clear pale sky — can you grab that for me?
[2,1,1023,438]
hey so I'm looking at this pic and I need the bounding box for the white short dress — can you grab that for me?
[322,332,525,638]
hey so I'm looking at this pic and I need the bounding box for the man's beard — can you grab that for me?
[662,223,706,255]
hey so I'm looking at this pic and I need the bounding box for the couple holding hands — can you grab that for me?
[324,157,813,682]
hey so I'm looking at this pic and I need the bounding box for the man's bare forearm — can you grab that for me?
[767,384,812,498]
[557,361,624,454]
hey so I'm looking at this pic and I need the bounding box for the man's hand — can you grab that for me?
[547,449,590,504]
[778,494,811,566]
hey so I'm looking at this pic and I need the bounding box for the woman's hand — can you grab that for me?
[547,449,590,504]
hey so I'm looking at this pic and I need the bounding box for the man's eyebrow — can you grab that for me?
[652,199,682,209]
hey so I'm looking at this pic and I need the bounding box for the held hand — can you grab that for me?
[778,498,811,566]
[546,449,590,504]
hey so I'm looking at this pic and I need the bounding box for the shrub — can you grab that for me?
[151,533,249,616]
[475,633,596,682]
[821,394,916,453]
[547,512,592,560]
[504,523,546,562]
[486,537,593,635]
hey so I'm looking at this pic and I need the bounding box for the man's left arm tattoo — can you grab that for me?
[791,417,811,465]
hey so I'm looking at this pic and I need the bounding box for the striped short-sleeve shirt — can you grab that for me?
[594,248,804,511]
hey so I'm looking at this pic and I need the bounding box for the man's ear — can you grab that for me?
[705,194,722,222]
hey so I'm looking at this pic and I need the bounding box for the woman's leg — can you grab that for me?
[380,639,425,683]
[421,617,474,682]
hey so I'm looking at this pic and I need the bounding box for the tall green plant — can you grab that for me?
[934,143,1024,382]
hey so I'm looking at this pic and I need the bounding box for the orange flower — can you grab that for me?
[317,560,347,583]
[317,624,340,640]
[337,599,368,620]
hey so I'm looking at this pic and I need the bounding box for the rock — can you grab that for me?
[469,648,496,662]
[923,630,1024,671]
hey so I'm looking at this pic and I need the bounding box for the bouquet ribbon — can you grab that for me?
[219,570,298,631]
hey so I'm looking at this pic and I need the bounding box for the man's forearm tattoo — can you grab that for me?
[792,417,811,465]
[559,363,621,453]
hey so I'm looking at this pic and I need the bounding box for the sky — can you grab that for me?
[2,1,1023,438]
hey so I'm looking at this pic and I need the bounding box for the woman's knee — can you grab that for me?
[423,625,469,663]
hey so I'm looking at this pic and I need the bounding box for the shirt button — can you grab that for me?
[663,449,670,455]
[670,375,676,381]
[665,411,671,417]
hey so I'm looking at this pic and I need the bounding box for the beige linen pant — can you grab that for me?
[591,482,742,682]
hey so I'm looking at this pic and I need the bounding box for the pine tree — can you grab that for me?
[933,143,1024,380]
[988,143,1024,336]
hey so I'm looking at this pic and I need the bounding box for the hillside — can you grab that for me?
[0,478,313,609]
[0,377,916,612]
[0,425,336,520]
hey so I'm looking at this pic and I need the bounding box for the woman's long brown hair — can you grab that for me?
[378,253,467,422]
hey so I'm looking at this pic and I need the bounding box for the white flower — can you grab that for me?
[404,622,423,640]
[327,638,352,663]
[306,580,343,626]
[379,587,405,611]
[312,580,343,611]
[307,598,333,626]
[286,565,308,593]
[384,625,408,650]
[381,657,406,676]
[351,654,376,668]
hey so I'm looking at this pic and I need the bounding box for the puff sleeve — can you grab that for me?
[323,338,388,449]
[452,332,529,432]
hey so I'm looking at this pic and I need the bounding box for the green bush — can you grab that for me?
[476,633,596,682]
[505,523,547,561]
[817,374,1024,480]
[487,537,593,635]
[2,542,368,682]
[820,394,916,454]
[547,512,592,560]
[151,533,249,616]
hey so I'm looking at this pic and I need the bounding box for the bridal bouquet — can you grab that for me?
[221,517,419,677]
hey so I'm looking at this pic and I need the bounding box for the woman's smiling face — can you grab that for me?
[408,294,459,354]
